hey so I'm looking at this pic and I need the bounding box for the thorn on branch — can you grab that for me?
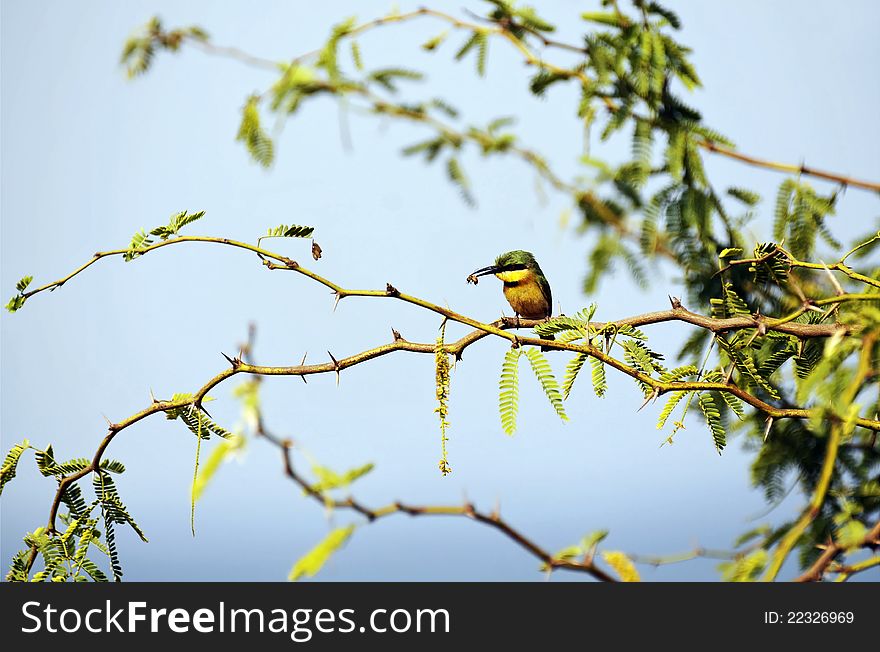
[299,352,308,384]
[638,388,660,412]
[754,315,767,337]
[221,351,241,369]
[333,292,343,312]
[821,261,845,296]
[283,257,299,269]
[385,283,400,297]
[195,400,213,419]
[668,295,682,309]
[391,328,404,342]
[764,416,774,442]
[328,350,341,386]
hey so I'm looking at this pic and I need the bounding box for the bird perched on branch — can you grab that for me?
[467,250,554,346]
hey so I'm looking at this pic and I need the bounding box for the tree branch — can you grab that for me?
[180,8,880,193]
[719,243,880,290]
[17,235,879,577]
[267,431,616,582]
[794,519,880,582]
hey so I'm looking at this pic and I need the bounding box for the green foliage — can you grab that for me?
[727,187,761,206]
[498,346,568,435]
[455,31,489,77]
[658,365,699,384]
[562,353,588,399]
[749,242,790,287]
[350,41,363,70]
[795,336,859,409]
[6,441,141,581]
[309,463,374,494]
[259,224,316,248]
[120,16,161,78]
[486,1,556,37]
[92,469,147,581]
[6,550,30,582]
[368,67,424,92]
[446,157,475,206]
[589,357,608,398]
[5,293,27,313]
[289,525,355,581]
[773,178,837,260]
[121,17,207,78]
[148,209,206,241]
[421,31,449,51]
[530,71,569,98]
[718,549,767,582]
[697,392,726,454]
[543,529,608,571]
[166,400,236,441]
[123,210,207,261]
[0,440,30,496]
[581,11,629,28]
[499,348,522,435]
[269,64,320,114]
[621,340,664,396]
[534,305,597,337]
[264,224,315,238]
[522,348,568,422]
[237,95,274,167]
[710,282,750,319]
[656,390,691,430]
[716,333,780,400]
[193,434,245,502]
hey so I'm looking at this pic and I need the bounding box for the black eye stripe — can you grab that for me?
[501,263,527,271]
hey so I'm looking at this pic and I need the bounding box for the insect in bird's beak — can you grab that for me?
[466,265,502,285]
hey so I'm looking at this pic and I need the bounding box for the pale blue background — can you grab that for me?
[2,1,878,581]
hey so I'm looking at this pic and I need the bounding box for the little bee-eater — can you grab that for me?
[467,250,554,326]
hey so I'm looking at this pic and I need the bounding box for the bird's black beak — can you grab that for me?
[466,264,502,285]
[470,265,501,278]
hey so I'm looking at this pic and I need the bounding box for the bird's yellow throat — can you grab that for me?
[494,268,533,283]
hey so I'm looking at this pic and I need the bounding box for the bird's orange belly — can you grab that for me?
[503,282,549,319]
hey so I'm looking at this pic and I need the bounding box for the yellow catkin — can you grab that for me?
[435,326,452,476]
[602,551,641,582]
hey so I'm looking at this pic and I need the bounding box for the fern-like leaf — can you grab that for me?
[562,353,588,400]
[499,348,522,435]
[698,392,726,454]
[522,348,568,421]
[0,440,29,496]
[589,356,608,398]
[446,157,475,206]
[289,525,355,581]
[236,95,274,167]
[656,390,690,430]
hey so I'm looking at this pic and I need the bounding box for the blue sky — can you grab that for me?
[2,1,878,581]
